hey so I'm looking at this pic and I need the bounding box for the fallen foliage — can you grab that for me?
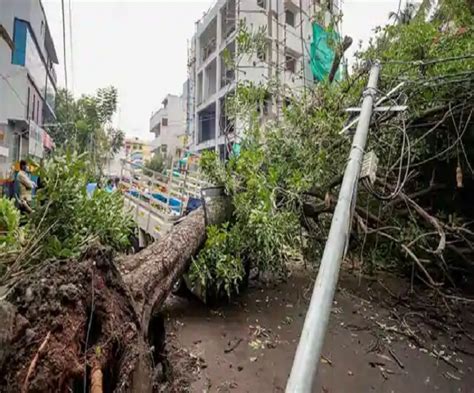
[195,0,474,295]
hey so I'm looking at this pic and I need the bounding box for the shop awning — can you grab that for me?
[42,129,54,150]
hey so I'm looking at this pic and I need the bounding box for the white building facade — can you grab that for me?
[0,0,58,178]
[186,0,337,158]
[149,90,187,159]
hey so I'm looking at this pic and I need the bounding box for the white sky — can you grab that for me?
[42,0,404,140]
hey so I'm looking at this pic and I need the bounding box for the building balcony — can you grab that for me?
[27,120,45,159]
[196,0,219,36]
[284,0,302,9]
[42,100,56,124]
[150,108,168,134]
[198,14,218,66]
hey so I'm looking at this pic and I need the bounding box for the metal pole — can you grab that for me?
[285,61,381,393]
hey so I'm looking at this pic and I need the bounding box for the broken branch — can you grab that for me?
[401,194,446,254]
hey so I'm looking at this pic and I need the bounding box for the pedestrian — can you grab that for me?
[14,160,35,214]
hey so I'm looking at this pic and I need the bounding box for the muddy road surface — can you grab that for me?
[161,268,474,393]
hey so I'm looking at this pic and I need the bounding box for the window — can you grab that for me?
[161,144,168,154]
[26,87,30,119]
[31,95,36,121]
[36,100,40,123]
[285,55,296,73]
[11,19,27,65]
[162,118,168,126]
[285,10,295,27]
[12,19,50,105]
[257,0,266,9]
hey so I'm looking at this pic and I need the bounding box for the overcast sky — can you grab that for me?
[42,0,403,140]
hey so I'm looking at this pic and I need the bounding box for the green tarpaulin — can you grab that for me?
[231,143,241,157]
[310,23,341,82]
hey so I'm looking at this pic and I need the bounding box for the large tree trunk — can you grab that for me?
[122,196,231,335]
[0,197,230,393]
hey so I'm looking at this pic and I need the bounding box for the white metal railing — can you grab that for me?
[119,158,209,238]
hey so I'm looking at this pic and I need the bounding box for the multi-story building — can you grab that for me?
[186,0,337,157]
[0,0,58,178]
[124,137,152,166]
[149,88,188,160]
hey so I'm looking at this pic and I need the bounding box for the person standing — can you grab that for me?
[14,160,35,214]
[105,179,114,193]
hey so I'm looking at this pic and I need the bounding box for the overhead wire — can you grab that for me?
[68,0,75,95]
[383,54,474,66]
[450,101,474,175]
[363,121,411,201]
[408,108,473,169]
[0,74,28,109]
[60,0,73,146]
[60,0,68,94]
[363,92,411,201]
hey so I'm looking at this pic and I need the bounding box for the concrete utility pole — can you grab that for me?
[285,61,381,393]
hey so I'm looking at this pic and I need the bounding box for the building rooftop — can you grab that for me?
[39,0,59,64]
[125,137,152,145]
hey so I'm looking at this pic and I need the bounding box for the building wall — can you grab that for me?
[150,93,187,159]
[0,0,57,123]
[0,0,57,62]
[124,137,152,166]
[0,0,58,178]
[187,0,322,155]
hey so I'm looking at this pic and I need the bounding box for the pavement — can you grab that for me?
[162,267,474,393]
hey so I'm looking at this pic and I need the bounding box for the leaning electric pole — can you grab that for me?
[286,61,381,393]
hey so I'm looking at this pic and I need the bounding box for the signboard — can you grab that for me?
[0,128,8,158]
[28,121,44,159]
[42,129,54,150]
[0,146,8,158]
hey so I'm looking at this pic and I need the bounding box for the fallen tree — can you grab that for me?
[0,197,230,393]
[194,0,474,295]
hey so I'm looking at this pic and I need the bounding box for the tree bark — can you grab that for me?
[122,196,231,336]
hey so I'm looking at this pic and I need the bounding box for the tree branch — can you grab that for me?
[383,183,446,211]
[329,36,353,83]
[401,193,446,255]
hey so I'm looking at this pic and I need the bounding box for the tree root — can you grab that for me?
[1,200,230,392]
[91,365,103,393]
[21,331,51,393]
